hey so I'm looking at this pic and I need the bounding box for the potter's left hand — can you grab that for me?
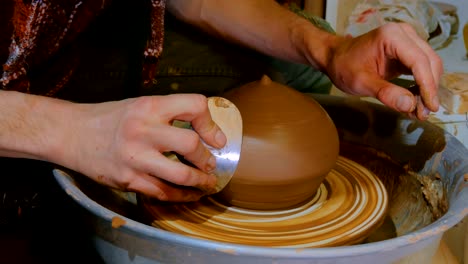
[324,23,443,120]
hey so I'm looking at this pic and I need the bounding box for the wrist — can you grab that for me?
[42,101,84,170]
[319,34,345,75]
[290,18,344,73]
[24,95,82,168]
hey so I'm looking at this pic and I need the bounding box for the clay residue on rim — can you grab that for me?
[340,142,448,237]
[111,216,126,228]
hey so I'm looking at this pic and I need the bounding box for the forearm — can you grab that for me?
[167,0,339,72]
[0,90,78,164]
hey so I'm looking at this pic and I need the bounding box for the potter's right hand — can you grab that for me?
[63,94,227,202]
[323,23,442,120]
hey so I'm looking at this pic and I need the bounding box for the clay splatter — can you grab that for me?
[111,216,126,228]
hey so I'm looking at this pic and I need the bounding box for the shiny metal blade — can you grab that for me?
[204,97,243,192]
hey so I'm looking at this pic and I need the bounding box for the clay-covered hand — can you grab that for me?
[325,23,443,120]
[66,94,227,202]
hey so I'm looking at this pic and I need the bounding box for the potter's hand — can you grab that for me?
[167,1,441,119]
[325,23,443,120]
[0,91,226,201]
[67,94,227,202]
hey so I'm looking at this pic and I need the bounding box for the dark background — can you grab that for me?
[0,158,104,264]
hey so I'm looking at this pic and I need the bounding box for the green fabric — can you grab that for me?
[288,3,335,34]
[266,58,333,94]
[56,3,335,103]
[262,4,335,94]
[138,14,268,97]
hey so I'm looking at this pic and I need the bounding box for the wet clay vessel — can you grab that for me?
[218,75,339,210]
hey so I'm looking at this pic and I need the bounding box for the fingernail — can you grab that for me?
[208,174,218,194]
[215,130,227,148]
[420,107,430,119]
[432,96,439,109]
[397,95,414,112]
[206,156,216,173]
[198,176,218,195]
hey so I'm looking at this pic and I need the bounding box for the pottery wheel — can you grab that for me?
[141,156,388,248]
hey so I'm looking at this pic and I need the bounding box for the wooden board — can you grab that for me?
[439,72,468,114]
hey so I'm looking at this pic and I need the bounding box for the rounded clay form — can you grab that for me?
[218,75,339,210]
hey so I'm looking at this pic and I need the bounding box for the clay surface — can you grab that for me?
[218,75,339,210]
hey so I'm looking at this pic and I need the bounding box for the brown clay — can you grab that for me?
[143,156,389,247]
[218,75,339,210]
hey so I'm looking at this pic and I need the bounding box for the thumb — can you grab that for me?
[366,77,417,113]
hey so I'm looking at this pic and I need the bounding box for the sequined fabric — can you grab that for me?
[0,0,166,96]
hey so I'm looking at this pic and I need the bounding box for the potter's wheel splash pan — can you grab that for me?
[53,95,467,264]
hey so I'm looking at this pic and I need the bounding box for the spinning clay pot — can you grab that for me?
[218,75,339,210]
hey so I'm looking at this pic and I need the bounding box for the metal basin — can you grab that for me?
[53,95,467,264]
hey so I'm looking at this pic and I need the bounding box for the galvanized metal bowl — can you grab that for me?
[53,95,467,264]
